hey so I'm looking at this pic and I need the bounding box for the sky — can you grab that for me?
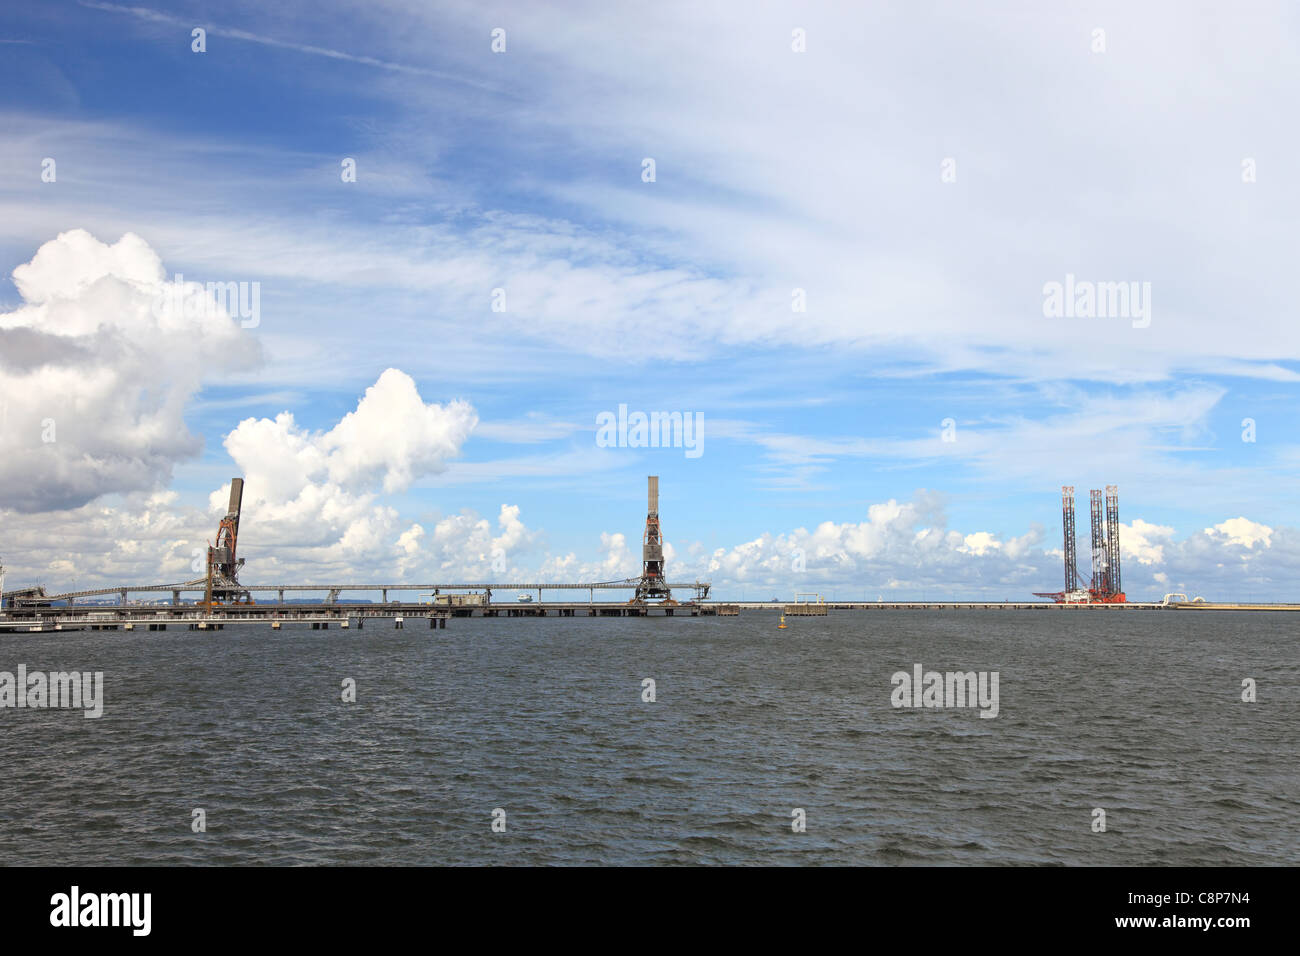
[1,0,1298,601]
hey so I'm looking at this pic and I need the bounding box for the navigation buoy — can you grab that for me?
[777,614,788,630]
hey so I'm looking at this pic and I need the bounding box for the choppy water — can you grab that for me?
[0,611,1295,865]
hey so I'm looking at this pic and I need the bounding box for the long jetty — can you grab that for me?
[2,594,1297,635]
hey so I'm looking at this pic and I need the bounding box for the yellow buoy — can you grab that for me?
[777,614,787,629]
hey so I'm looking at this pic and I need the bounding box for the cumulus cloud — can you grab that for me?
[210,368,477,565]
[0,230,260,512]
[0,495,550,594]
[960,531,1001,556]
[1127,521,1295,600]
[411,503,541,580]
[682,493,1052,596]
[0,491,214,590]
[1119,519,1176,566]
[652,500,1293,602]
[528,530,638,585]
[1206,517,1272,549]
[323,370,479,493]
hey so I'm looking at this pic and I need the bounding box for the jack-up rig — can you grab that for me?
[1035,484,1125,603]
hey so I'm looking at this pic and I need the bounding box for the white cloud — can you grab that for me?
[536,530,639,584]
[420,504,541,580]
[322,369,478,494]
[1120,519,1176,565]
[656,498,1293,602]
[697,492,1018,591]
[1206,517,1272,549]
[0,230,260,511]
[0,491,213,590]
[961,532,1001,556]
[210,368,477,562]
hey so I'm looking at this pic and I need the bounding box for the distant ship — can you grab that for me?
[517,592,533,603]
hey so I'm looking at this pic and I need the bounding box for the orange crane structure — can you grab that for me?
[203,478,253,606]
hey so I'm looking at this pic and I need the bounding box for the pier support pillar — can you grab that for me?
[278,589,285,603]
[172,590,181,606]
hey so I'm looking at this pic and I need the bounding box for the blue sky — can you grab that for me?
[1,1,1298,600]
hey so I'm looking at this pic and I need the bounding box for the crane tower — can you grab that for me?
[633,476,673,603]
[204,478,251,606]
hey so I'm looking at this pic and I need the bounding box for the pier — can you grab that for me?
[1,580,711,607]
[3,475,1296,635]
[4,596,1297,635]
[0,601,453,634]
[708,600,1300,612]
